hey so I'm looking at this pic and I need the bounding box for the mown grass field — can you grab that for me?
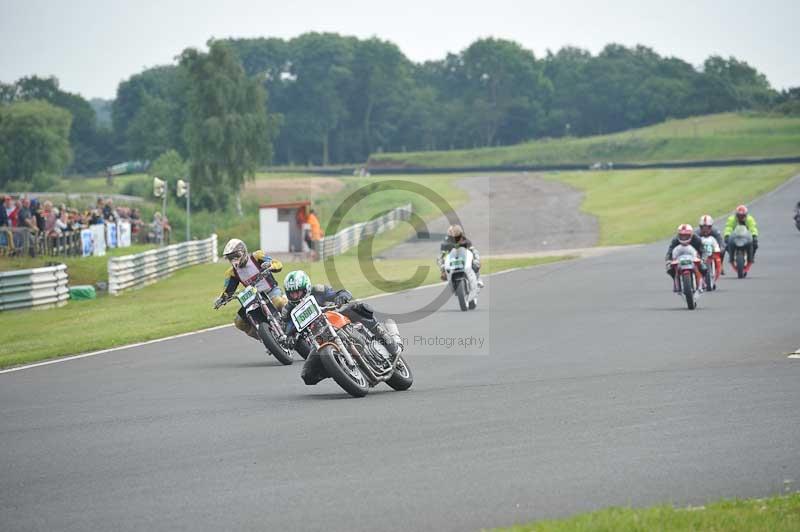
[0,254,569,368]
[370,113,800,168]
[493,493,800,532]
[543,164,800,245]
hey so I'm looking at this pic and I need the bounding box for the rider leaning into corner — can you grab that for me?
[723,205,759,273]
[698,214,724,278]
[665,224,707,287]
[280,270,402,385]
[213,238,287,339]
[437,224,484,288]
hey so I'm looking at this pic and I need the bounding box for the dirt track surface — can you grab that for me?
[379,174,598,259]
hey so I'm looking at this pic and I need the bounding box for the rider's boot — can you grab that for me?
[235,316,260,340]
[372,322,401,356]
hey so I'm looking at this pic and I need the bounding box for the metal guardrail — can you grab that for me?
[108,234,218,295]
[319,204,412,259]
[0,264,69,311]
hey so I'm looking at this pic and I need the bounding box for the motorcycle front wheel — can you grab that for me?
[681,271,696,310]
[736,250,745,279]
[258,321,293,365]
[455,280,468,311]
[319,344,369,397]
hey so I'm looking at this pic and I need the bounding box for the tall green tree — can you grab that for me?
[8,75,109,172]
[0,100,72,186]
[180,40,278,211]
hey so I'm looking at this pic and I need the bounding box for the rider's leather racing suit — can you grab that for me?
[282,285,399,385]
[219,250,286,338]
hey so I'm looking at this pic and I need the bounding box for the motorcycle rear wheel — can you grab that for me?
[319,344,369,398]
[386,353,414,391]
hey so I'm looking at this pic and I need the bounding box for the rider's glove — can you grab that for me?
[213,296,225,309]
[334,293,350,307]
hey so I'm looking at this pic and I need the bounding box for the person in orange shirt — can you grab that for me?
[307,209,324,260]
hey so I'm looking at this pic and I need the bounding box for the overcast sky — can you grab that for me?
[1,0,798,99]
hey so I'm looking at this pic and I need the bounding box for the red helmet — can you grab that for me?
[677,224,693,245]
[735,205,748,220]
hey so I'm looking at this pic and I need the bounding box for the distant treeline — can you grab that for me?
[2,33,799,176]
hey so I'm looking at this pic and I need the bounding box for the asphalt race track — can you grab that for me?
[2,176,799,532]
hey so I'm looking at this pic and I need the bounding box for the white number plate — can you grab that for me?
[291,296,322,332]
[678,256,694,266]
[237,285,258,308]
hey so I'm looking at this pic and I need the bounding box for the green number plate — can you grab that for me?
[237,285,258,307]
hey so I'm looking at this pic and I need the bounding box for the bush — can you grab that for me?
[120,177,152,198]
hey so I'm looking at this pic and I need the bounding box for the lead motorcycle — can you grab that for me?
[729,225,753,279]
[290,296,413,397]
[215,270,298,365]
[670,244,702,310]
[443,246,480,311]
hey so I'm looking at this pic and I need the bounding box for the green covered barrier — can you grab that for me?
[69,285,96,301]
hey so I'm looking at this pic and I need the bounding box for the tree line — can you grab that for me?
[110,34,793,167]
[1,33,797,202]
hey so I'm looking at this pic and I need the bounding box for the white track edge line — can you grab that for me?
[0,259,561,375]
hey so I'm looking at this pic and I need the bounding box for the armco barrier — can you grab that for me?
[108,234,218,295]
[0,264,69,311]
[319,204,412,259]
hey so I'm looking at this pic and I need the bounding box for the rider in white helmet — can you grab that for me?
[437,224,484,288]
[213,238,287,339]
[698,214,725,275]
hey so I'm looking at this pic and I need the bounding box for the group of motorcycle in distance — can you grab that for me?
[211,243,481,398]
[669,211,764,311]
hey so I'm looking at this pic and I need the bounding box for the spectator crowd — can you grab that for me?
[1,195,172,256]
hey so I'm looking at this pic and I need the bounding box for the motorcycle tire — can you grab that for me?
[295,337,313,360]
[682,271,696,310]
[386,353,414,391]
[258,322,293,365]
[456,280,468,311]
[319,344,369,398]
[736,250,745,279]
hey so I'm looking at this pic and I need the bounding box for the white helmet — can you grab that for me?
[698,215,714,227]
[223,238,248,267]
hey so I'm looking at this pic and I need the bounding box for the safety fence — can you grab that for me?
[0,264,69,311]
[108,234,218,295]
[319,204,412,259]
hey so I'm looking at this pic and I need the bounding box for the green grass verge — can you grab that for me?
[0,245,156,285]
[542,164,800,245]
[371,113,800,168]
[493,493,800,532]
[0,254,569,369]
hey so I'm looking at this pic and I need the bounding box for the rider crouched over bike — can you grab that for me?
[281,270,402,385]
[438,224,484,287]
[723,205,759,273]
[665,224,706,290]
[213,238,287,339]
